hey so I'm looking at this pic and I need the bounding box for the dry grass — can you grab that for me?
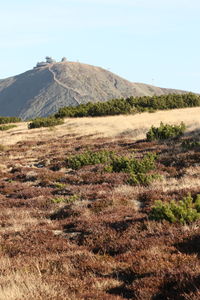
[0,208,51,234]
[1,107,200,146]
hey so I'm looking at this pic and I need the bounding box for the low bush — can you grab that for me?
[51,197,66,204]
[51,195,79,204]
[67,150,158,185]
[128,172,161,186]
[181,139,200,150]
[28,117,64,129]
[54,93,200,118]
[146,122,186,141]
[150,194,200,224]
[0,124,17,131]
[55,99,133,118]
[0,116,21,124]
[108,152,157,174]
[66,150,115,170]
[108,152,158,186]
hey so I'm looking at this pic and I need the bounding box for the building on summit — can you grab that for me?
[34,56,67,68]
[35,56,56,68]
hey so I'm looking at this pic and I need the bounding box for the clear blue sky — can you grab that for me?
[1,0,200,92]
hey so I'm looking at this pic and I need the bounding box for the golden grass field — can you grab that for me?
[1,107,200,146]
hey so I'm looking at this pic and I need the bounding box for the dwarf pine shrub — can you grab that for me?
[67,150,158,185]
[0,124,17,131]
[108,152,158,186]
[146,122,186,141]
[28,117,64,129]
[55,93,200,118]
[128,172,161,186]
[181,139,200,150]
[51,195,79,204]
[66,150,115,170]
[0,117,21,124]
[51,197,66,204]
[150,194,200,224]
[108,152,157,174]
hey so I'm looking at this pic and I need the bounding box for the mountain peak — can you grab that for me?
[0,59,186,119]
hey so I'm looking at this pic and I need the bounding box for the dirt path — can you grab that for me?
[48,65,81,105]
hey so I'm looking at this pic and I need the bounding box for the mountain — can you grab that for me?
[0,60,187,120]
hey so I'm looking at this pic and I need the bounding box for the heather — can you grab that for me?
[0,114,199,299]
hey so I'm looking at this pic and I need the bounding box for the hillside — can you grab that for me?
[1,107,200,146]
[0,109,200,299]
[0,61,186,120]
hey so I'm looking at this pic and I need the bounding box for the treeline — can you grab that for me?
[54,93,200,118]
[0,116,21,124]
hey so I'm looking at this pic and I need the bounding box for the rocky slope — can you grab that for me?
[0,61,186,119]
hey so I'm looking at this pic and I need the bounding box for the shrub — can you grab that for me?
[66,150,115,170]
[66,150,159,185]
[150,194,200,224]
[53,182,67,190]
[181,139,200,150]
[0,124,17,131]
[28,117,64,129]
[128,172,161,186]
[108,152,158,186]
[0,116,21,124]
[108,152,157,174]
[146,122,186,141]
[54,93,200,118]
[51,197,66,204]
[51,195,79,204]
[127,92,200,110]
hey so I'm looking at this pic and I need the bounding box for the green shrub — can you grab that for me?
[146,122,186,141]
[127,93,200,110]
[108,152,158,186]
[54,93,200,119]
[51,195,79,204]
[128,172,161,186]
[150,194,200,224]
[0,124,17,131]
[66,150,115,170]
[51,197,66,204]
[181,139,200,150]
[28,117,64,129]
[0,116,21,124]
[67,150,159,185]
[108,152,157,174]
[53,182,67,190]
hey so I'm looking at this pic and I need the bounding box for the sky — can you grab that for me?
[1,0,200,92]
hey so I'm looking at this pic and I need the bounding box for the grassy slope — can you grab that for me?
[1,106,200,146]
[0,108,200,299]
